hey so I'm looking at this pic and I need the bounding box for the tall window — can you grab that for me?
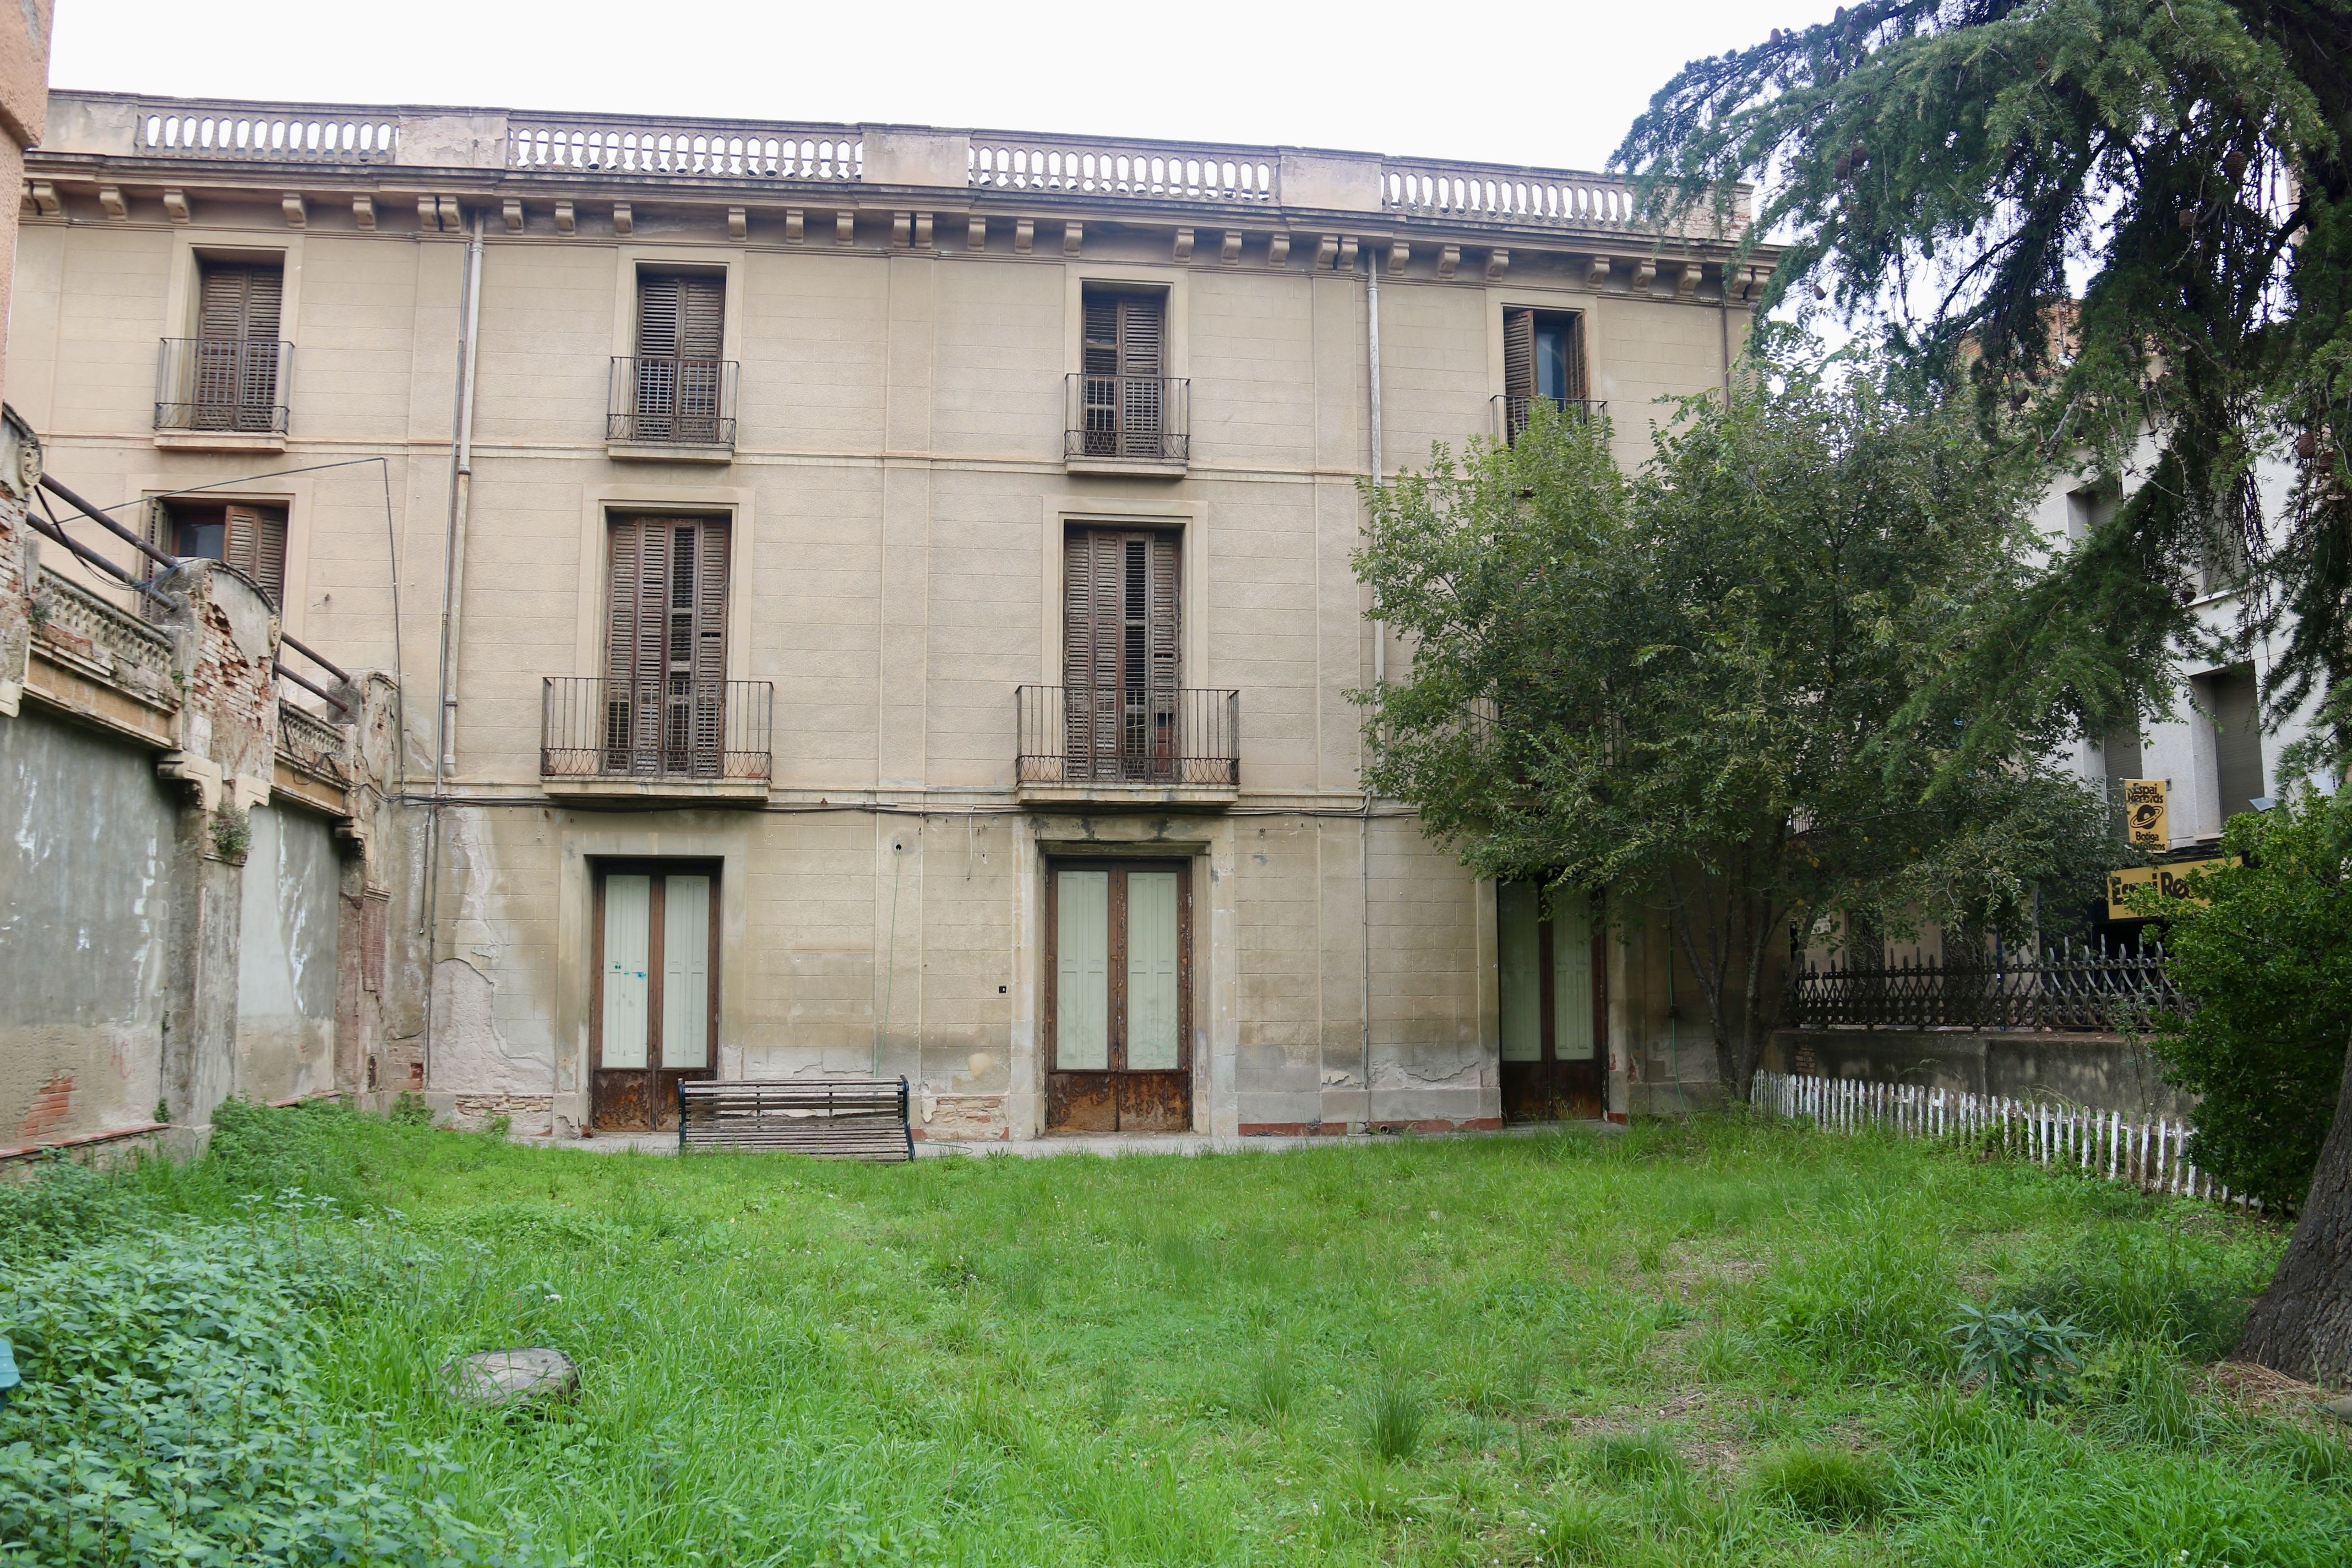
[156,500,287,607]
[1502,307,1586,440]
[175,258,285,432]
[1079,288,1168,458]
[604,515,730,776]
[631,272,726,443]
[1063,528,1179,781]
[2194,663,2266,825]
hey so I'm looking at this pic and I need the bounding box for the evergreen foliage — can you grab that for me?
[1617,0,2352,755]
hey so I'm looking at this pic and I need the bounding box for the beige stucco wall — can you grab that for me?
[11,126,1754,1137]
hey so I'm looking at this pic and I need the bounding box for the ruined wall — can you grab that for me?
[0,710,175,1144]
[233,803,342,1104]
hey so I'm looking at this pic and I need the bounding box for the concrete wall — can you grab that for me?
[233,803,342,1104]
[0,708,175,1143]
[1762,1029,2195,1121]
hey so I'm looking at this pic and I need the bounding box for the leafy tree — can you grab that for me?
[1354,360,2115,1097]
[2144,795,2352,1212]
[1613,0,2352,1389]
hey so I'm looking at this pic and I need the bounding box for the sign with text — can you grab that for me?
[2107,857,2237,920]
[2121,778,2169,849]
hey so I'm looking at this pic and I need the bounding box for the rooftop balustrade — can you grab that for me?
[48,92,1747,239]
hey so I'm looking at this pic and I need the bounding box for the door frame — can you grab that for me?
[1499,883,1607,1122]
[587,857,722,1130]
[1042,856,1196,1132]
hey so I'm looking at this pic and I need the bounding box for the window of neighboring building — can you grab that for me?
[156,499,287,607]
[1077,287,1168,458]
[167,257,286,433]
[629,271,727,443]
[603,514,731,775]
[2193,663,2265,825]
[1502,307,1587,440]
[2064,484,2116,543]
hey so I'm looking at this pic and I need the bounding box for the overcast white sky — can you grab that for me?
[51,0,1839,174]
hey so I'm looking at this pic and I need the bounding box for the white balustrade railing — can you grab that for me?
[1381,160,1745,237]
[508,122,861,181]
[968,137,1275,203]
[1751,1069,2252,1209]
[140,107,399,163]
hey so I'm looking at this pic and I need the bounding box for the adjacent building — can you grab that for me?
[4,91,1767,1145]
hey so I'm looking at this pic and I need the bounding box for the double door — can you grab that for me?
[1046,861,1192,1132]
[1498,883,1605,1120]
[591,864,717,1130]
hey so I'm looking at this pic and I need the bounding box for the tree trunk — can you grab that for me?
[2237,1025,2352,1385]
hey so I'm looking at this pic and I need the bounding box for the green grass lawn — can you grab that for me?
[6,1102,2349,1566]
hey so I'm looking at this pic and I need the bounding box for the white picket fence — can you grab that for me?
[1750,1070,2252,1209]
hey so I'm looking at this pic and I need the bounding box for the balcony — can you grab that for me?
[608,355,738,460]
[154,337,292,449]
[1016,684,1237,807]
[541,677,771,804]
[1065,374,1189,475]
[1493,394,1605,444]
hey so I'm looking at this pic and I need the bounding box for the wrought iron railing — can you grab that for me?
[1066,374,1189,462]
[608,356,739,446]
[1493,394,1605,443]
[155,339,292,434]
[1786,937,2182,1033]
[542,677,772,781]
[1018,685,1238,787]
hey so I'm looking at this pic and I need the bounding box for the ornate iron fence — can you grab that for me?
[608,356,738,446]
[1785,936,2181,1032]
[542,677,771,781]
[155,338,292,433]
[1066,374,1189,462]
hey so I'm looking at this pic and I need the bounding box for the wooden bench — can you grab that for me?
[677,1077,915,1162]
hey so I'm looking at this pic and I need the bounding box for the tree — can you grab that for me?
[1354,359,2115,1098]
[1611,0,2352,1392]
[2144,793,2352,1213]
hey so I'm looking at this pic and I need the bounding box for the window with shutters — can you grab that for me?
[602,515,732,776]
[158,257,290,433]
[1499,307,1588,442]
[2192,663,2266,826]
[156,500,288,607]
[1063,527,1181,781]
[1070,287,1185,462]
[616,271,736,447]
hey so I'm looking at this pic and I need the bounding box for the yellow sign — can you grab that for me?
[2121,778,2169,849]
[2107,857,2236,920]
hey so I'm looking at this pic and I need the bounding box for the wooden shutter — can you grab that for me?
[194,260,284,431]
[1064,529,1179,780]
[1503,308,1536,399]
[606,516,728,774]
[221,504,287,607]
[1118,296,1164,455]
[198,260,282,340]
[635,273,722,357]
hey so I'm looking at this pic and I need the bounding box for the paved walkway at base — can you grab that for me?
[523,1122,1613,1158]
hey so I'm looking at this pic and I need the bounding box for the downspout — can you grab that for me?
[1360,247,1384,1131]
[421,210,486,1093]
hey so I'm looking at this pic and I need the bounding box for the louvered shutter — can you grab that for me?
[635,275,682,439]
[1082,294,1120,455]
[1146,532,1181,776]
[1063,529,1180,781]
[197,262,284,432]
[1118,296,1165,456]
[635,273,725,442]
[221,503,286,607]
[1503,307,1536,440]
[606,516,728,775]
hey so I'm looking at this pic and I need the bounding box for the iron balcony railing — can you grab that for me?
[541,676,772,781]
[1018,684,1238,787]
[155,337,293,434]
[1493,394,1604,443]
[1787,937,2182,1033]
[1066,374,1189,462]
[609,355,739,446]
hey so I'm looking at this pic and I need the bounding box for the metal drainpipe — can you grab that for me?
[1360,247,1384,1132]
[421,210,486,1093]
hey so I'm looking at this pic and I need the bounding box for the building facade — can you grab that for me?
[7,92,1762,1144]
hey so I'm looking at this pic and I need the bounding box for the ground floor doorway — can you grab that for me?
[591,861,718,1130]
[1044,859,1193,1132]
[1498,882,1605,1120]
